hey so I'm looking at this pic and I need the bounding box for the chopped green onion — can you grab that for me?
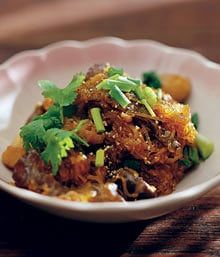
[196,133,214,160]
[109,85,131,108]
[141,99,156,117]
[191,113,199,130]
[134,85,145,100]
[97,75,137,92]
[108,66,124,77]
[96,79,108,90]
[95,149,105,167]
[142,71,162,89]
[127,78,141,85]
[71,133,89,147]
[143,87,158,107]
[90,107,105,133]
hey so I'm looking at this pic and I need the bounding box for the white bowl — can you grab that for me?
[0,37,219,223]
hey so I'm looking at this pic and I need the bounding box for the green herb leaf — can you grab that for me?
[142,71,161,89]
[41,128,75,175]
[191,112,199,130]
[20,120,46,151]
[38,73,85,107]
[20,105,63,151]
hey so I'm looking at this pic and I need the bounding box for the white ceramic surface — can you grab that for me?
[0,37,219,223]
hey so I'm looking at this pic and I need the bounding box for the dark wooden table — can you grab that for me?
[0,0,219,256]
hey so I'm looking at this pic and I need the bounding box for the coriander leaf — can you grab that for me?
[38,73,85,107]
[41,128,74,175]
[20,105,63,151]
[191,112,199,130]
[20,120,46,151]
[34,104,63,126]
[142,71,161,89]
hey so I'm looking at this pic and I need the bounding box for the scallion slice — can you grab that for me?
[134,85,145,100]
[90,107,105,133]
[95,149,105,167]
[141,99,156,117]
[143,87,158,107]
[127,77,141,85]
[109,85,131,108]
[97,75,137,92]
[108,66,124,77]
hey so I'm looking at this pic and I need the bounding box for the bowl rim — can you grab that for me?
[0,37,220,211]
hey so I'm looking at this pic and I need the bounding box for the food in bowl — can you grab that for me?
[1,64,214,202]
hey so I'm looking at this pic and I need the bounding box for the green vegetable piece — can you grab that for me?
[91,107,105,133]
[97,75,137,92]
[109,85,131,108]
[71,133,89,147]
[134,85,145,100]
[38,73,85,107]
[188,147,200,165]
[20,120,46,151]
[141,99,156,117]
[20,105,63,151]
[127,77,141,85]
[142,71,161,89]
[95,149,105,167]
[123,159,141,171]
[143,87,158,107]
[191,112,199,130]
[181,146,200,168]
[108,66,124,77]
[181,158,192,168]
[41,128,75,175]
[196,133,214,160]
[34,104,63,125]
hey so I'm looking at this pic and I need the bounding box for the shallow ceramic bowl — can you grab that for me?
[0,37,219,223]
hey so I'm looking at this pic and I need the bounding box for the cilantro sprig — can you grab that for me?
[20,73,88,175]
[38,73,85,107]
[41,129,75,175]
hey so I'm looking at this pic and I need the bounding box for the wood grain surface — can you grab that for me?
[0,0,219,256]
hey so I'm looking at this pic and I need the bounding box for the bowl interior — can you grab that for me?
[0,39,219,193]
